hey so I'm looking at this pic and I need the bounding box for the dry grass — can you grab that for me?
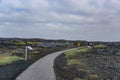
[0,54,23,65]
[87,74,99,80]
[67,59,81,65]
[94,44,106,49]
[65,47,91,65]
[63,47,101,80]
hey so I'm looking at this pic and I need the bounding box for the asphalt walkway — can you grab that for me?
[16,48,78,80]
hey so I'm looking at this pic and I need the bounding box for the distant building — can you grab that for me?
[38,42,56,47]
[38,42,73,47]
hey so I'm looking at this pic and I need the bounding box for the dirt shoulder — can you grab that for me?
[54,46,120,80]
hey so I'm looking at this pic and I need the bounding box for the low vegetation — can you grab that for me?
[14,41,40,45]
[65,47,91,59]
[94,44,106,49]
[0,55,23,66]
[55,46,109,80]
[55,44,120,80]
[65,47,91,65]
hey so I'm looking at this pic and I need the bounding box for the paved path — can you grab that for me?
[16,48,78,80]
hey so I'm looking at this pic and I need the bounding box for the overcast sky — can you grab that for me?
[0,0,120,41]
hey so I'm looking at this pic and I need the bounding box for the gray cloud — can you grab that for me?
[0,0,120,41]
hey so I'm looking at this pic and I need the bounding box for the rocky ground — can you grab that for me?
[54,45,120,80]
[85,46,120,80]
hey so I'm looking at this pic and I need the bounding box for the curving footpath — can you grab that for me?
[16,48,78,80]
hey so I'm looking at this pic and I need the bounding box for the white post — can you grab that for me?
[25,46,28,61]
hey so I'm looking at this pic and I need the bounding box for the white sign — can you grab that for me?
[26,46,33,50]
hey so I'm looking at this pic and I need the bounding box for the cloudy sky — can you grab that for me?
[0,0,120,41]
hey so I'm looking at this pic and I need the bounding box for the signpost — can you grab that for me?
[77,42,80,47]
[25,46,33,61]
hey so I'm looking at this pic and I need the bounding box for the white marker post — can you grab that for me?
[25,46,33,61]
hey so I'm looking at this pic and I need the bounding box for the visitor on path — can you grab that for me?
[88,42,94,48]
